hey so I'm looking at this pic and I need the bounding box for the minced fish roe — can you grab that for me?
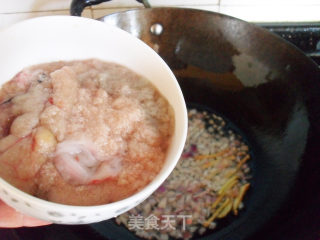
[116,108,251,240]
[0,59,174,206]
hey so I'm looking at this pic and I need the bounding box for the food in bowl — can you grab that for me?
[116,108,251,239]
[0,59,174,206]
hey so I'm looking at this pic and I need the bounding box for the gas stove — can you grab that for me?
[0,22,319,240]
[262,23,320,66]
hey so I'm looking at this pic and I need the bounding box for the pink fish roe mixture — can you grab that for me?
[0,59,174,206]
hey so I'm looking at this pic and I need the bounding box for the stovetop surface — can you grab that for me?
[261,23,320,65]
[1,23,320,240]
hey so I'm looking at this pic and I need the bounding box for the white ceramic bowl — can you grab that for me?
[0,16,187,224]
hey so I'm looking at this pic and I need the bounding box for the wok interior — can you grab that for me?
[100,8,320,239]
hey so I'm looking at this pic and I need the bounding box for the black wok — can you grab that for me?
[70,1,320,240]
